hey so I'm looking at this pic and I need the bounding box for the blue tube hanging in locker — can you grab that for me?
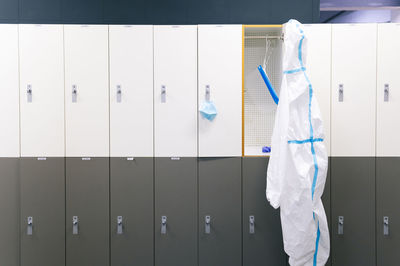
[258,65,279,105]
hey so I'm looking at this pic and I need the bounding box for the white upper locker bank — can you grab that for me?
[64,25,110,157]
[331,24,377,157]
[303,24,332,156]
[198,25,242,157]
[377,23,400,157]
[19,24,65,157]
[0,24,19,158]
[154,25,198,157]
[109,25,154,157]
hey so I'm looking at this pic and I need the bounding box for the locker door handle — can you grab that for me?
[27,216,33,235]
[205,215,211,234]
[27,85,32,103]
[249,215,255,234]
[384,216,389,236]
[384,84,389,102]
[116,85,122,103]
[117,216,123,235]
[205,85,210,101]
[338,84,344,102]
[161,216,167,234]
[161,85,166,103]
[72,216,79,235]
[338,216,344,235]
[72,85,77,103]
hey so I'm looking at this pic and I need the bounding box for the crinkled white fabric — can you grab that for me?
[266,19,330,266]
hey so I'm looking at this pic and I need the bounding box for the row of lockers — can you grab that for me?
[0,24,241,158]
[0,23,399,158]
[0,157,286,266]
[302,23,400,158]
[1,156,399,266]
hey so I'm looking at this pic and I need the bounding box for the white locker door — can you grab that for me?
[0,24,19,157]
[154,25,198,157]
[198,25,242,157]
[65,25,109,157]
[377,23,400,157]
[109,25,153,157]
[331,24,377,157]
[19,25,65,157]
[304,24,332,156]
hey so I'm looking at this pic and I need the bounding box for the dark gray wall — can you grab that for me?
[0,0,320,24]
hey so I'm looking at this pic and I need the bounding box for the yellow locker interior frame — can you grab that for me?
[242,25,283,157]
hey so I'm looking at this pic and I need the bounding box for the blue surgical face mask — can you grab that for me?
[199,101,217,121]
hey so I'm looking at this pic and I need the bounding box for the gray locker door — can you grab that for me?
[242,157,286,266]
[110,157,154,266]
[20,158,65,266]
[331,157,375,266]
[0,158,19,266]
[322,158,331,266]
[198,157,241,266]
[66,157,109,266]
[377,157,400,266]
[155,157,197,266]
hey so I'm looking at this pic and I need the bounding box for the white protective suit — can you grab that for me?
[266,20,330,266]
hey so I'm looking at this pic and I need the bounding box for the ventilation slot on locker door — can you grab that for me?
[243,26,283,156]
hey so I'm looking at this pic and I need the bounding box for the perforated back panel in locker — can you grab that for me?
[244,26,282,156]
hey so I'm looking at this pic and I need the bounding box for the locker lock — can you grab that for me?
[384,216,389,236]
[72,216,79,235]
[117,216,123,235]
[384,84,389,102]
[27,216,33,235]
[338,216,344,235]
[161,216,167,234]
[205,85,211,101]
[338,84,344,102]
[116,85,122,103]
[27,85,32,103]
[72,85,77,103]
[249,215,255,234]
[205,215,211,234]
[161,85,166,103]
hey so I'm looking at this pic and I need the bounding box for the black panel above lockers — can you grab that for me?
[19,0,62,23]
[2,0,319,24]
[0,0,18,22]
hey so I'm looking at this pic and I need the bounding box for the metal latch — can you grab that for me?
[161,85,166,103]
[27,216,33,235]
[205,215,211,234]
[205,85,210,101]
[338,216,344,235]
[384,216,389,236]
[161,216,167,234]
[338,84,344,102]
[72,85,77,103]
[27,85,32,103]
[73,216,79,235]
[117,216,123,235]
[117,85,122,103]
[249,215,255,234]
[384,84,389,102]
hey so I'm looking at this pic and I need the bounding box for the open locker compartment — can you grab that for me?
[243,25,283,156]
